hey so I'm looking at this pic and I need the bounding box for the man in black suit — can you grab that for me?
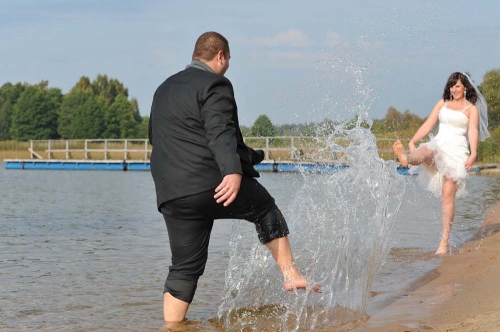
[149,31,313,325]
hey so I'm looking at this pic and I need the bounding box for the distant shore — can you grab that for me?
[0,150,31,160]
[355,201,500,331]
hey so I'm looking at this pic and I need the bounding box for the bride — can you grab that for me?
[393,72,490,255]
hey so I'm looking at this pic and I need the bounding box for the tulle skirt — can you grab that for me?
[410,136,469,198]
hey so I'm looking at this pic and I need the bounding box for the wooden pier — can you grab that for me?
[5,138,495,175]
[25,139,152,161]
[4,138,350,172]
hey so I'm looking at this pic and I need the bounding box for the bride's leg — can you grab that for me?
[392,140,434,167]
[436,177,457,255]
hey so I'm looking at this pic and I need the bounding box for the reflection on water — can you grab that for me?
[0,164,499,331]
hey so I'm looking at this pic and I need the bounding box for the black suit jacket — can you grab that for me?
[149,66,264,210]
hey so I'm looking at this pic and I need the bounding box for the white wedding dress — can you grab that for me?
[412,102,471,198]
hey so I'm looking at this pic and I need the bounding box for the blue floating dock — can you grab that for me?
[4,159,416,175]
[4,160,346,173]
[14,159,485,176]
[9,159,485,175]
[255,163,348,173]
[4,160,150,171]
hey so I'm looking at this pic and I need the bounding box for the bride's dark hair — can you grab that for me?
[443,72,478,104]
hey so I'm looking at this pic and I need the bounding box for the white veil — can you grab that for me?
[462,72,490,141]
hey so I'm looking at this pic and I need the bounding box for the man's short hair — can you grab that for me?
[192,32,230,61]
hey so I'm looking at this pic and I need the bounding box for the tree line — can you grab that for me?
[0,75,149,141]
[1,69,499,144]
[243,108,425,138]
[244,69,500,139]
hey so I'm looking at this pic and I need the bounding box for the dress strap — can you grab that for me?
[461,104,472,112]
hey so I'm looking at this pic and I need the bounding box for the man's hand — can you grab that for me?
[214,174,242,206]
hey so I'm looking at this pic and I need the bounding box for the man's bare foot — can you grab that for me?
[435,243,448,255]
[283,267,321,292]
[393,140,409,167]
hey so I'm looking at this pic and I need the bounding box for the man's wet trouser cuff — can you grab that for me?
[164,273,198,304]
[255,207,290,244]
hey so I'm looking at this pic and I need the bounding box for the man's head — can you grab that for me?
[192,32,230,75]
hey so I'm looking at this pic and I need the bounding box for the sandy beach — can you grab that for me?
[356,201,500,332]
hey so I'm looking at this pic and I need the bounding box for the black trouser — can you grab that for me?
[160,176,289,303]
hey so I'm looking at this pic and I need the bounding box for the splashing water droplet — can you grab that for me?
[217,52,406,331]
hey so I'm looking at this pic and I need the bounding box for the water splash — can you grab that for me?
[217,125,405,331]
[217,57,405,331]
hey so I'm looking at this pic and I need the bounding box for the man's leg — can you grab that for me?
[163,293,189,323]
[185,179,317,291]
[256,206,318,291]
[161,199,214,323]
[265,235,309,290]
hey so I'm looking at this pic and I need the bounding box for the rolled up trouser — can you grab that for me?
[160,176,290,303]
[254,206,289,244]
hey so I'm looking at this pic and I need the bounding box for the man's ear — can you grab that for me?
[217,50,225,63]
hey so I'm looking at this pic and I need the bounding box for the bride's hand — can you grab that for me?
[409,141,416,153]
[464,154,477,171]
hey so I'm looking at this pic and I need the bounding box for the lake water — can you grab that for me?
[1,163,499,331]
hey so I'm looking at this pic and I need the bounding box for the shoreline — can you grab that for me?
[356,201,500,331]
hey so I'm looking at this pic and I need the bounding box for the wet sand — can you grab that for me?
[356,202,500,332]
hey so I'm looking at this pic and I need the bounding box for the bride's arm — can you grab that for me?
[409,99,443,152]
[465,105,479,171]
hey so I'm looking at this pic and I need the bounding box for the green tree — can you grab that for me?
[103,100,121,139]
[75,76,92,91]
[371,119,388,134]
[136,116,149,139]
[10,84,62,140]
[316,118,337,136]
[239,125,251,137]
[251,114,276,137]
[91,74,129,105]
[103,95,139,138]
[383,107,404,132]
[479,69,500,130]
[131,98,142,123]
[401,109,424,132]
[58,88,106,139]
[61,74,142,139]
[0,83,26,140]
[114,95,137,138]
[372,107,424,134]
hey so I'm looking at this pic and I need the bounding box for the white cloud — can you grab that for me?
[152,51,176,66]
[248,50,333,69]
[248,29,310,48]
[322,31,344,48]
[358,39,385,49]
[322,31,384,50]
[267,51,308,60]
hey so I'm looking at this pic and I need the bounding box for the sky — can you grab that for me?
[1,0,499,126]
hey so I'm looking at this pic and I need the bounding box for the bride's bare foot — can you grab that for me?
[283,266,321,292]
[393,140,409,167]
[435,243,448,255]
